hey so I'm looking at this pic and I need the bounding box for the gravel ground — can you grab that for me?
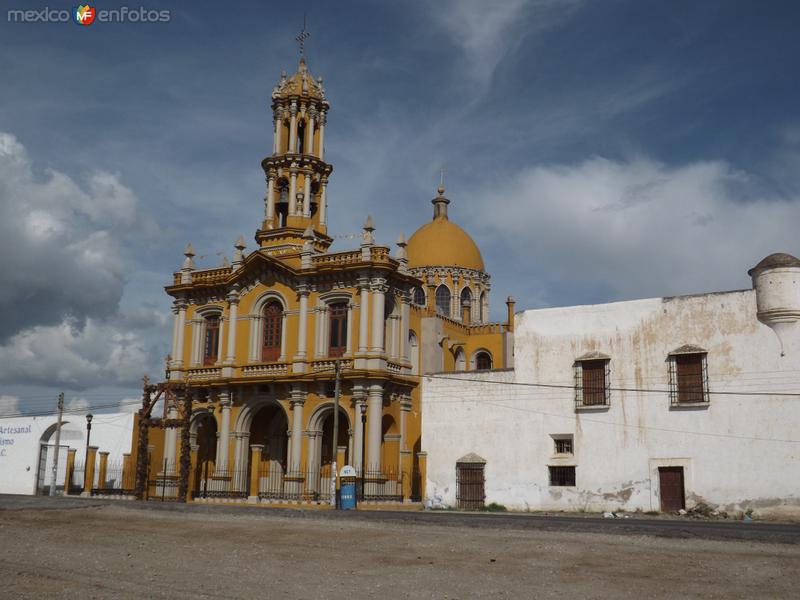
[1,503,797,599]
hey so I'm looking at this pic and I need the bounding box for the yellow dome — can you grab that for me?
[406,187,485,271]
[275,57,325,101]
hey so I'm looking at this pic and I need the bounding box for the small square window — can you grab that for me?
[554,438,573,455]
[549,466,576,487]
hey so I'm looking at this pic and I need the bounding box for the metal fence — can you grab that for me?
[146,458,181,501]
[92,461,135,496]
[69,462,85,495]
[190,464,405,503]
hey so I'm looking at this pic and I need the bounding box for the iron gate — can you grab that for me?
[456,462,485,510]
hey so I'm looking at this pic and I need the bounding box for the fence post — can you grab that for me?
[82,446,98,496]
[416,451,427,502]
[98,452,109,491]
[188,444,199,499]
[248,444,263,503]
[400,450,413,502]
[65,449,77,495]
[121,453,132,493]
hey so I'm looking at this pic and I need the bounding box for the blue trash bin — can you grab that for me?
[339,465,357,510]
[340,480,356,510]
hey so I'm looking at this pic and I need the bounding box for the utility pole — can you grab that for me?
[330,359,341,508]
[49,392,64,496]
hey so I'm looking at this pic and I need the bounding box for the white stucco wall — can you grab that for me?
[0,412,135,495]
[422,289,800,517]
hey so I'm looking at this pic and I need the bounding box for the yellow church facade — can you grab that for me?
[131,53,513,504]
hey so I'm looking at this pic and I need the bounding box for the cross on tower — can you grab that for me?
[295,14,310,56]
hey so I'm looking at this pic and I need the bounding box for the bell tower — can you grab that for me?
[257,30,333,254]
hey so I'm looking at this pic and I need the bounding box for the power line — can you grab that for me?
[425,374,800,398]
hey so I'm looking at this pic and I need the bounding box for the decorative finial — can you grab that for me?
[302,224,315,240]
[221,256,230,267]
[234,235,246,251]
[184,243,195,258]
[295,13,310,57]
[438,166,446,195]
[363,215,375,232]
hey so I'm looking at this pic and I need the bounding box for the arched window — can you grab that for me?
[435,285,451,317]
[475,351,492,371]
[328,302,348,357]
[460,287,473,322]
[455,349,466,371]
[409,330,419,375]
[203,316,220,365]
[297,120,306,154]
[412,287,425,306]
[261,301,282,362]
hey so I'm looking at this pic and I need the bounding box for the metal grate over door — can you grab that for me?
[456,462,485,510]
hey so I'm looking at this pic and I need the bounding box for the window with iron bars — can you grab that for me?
[553,436,573,455]
[548,465,576,487]
[574,358,611,408]
[668,351,709,406]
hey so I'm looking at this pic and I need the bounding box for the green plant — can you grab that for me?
[483,502,508,512]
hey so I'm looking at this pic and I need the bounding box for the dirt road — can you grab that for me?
[1,502,796,599]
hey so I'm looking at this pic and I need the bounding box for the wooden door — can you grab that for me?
[456,463,485,510]
[658,467,685,512]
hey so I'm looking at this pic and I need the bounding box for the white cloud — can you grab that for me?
[476,156,800,305]
[0,395,21,416]
[66,397,90,411]
[0,132,147,340]
[0,317,153,390]
[429,0,582,86]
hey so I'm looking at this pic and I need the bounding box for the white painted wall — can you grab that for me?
[0,412,135,495]
[423,289,800,517]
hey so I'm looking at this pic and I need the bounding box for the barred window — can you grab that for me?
[553,436,573,455]
[328,302,348,358]
[435,285,451,316]
[574,354,610,408]
[668,346,709,406]
[203,316,220,365]
[549,466,576,487]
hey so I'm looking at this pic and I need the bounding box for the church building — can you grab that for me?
[132,52,512,503]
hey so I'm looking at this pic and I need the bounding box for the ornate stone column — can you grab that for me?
[224,289,239,365]
[318,177,328,226]
[358,281,370,353]
[289,387,306,475]
[288,101,298,152]
[295,285,310,368]
[306,108,316,154]
[216,390,232,473]
[366,382,383,471]
[302,172,312,217]
[275,107,284,154]
[174,300,187,368]
[317,110,326,160]
[370,280,386,353]
[265,172,276,223]
[400,294,410,362]
[288,168,298,215]
[163,401,178,472]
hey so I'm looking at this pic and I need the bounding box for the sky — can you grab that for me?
[1,0,799,416]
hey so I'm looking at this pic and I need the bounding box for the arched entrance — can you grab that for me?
[36,421,81,495]
[193,413,217,498]
[247,404,288,498]
[308,404,351,500]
